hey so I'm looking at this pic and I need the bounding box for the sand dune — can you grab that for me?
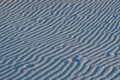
[0,0,120,80]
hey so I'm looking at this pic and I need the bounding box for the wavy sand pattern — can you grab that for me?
[0,0,120,80]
